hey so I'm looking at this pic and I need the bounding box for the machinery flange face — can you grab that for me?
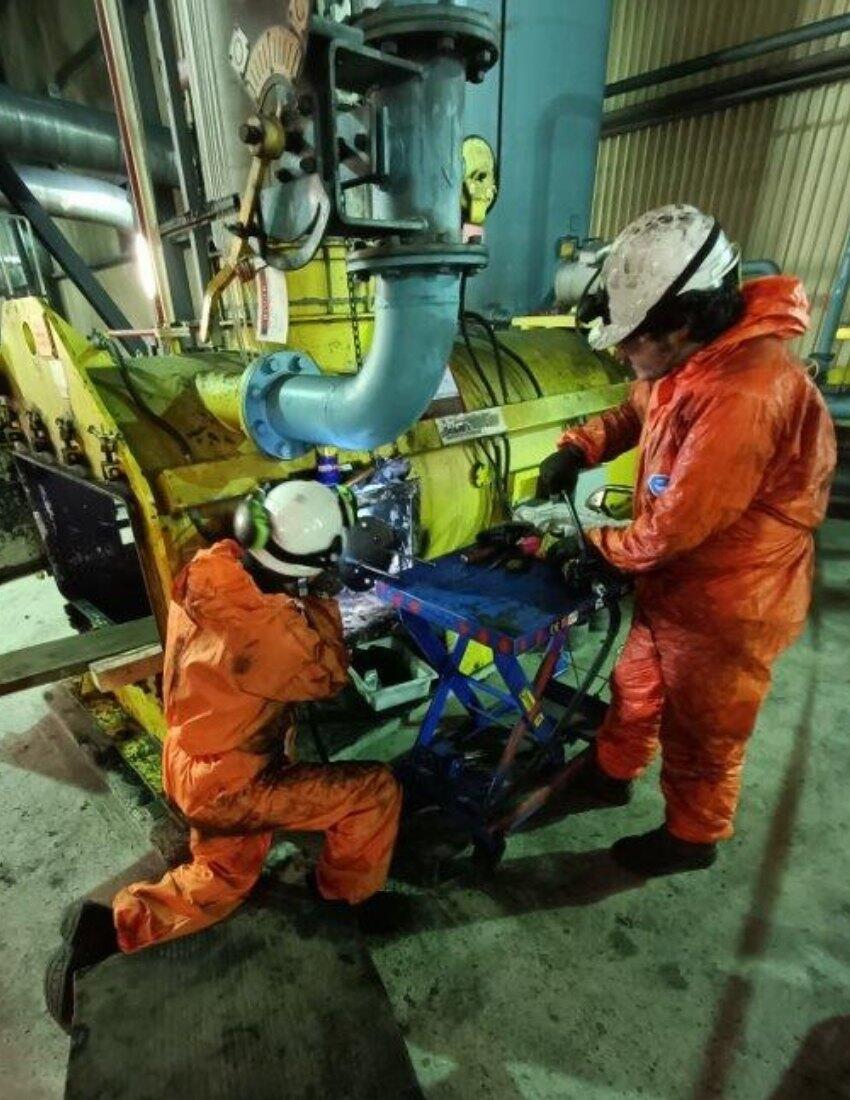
[240,350,320,460]
[357,5,498,81]
[347,242,488,278]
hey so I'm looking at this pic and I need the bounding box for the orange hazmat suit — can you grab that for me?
[113,540,402,952]
[560,277,836,842]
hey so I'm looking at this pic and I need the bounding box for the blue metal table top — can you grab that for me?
[375,550,600,655]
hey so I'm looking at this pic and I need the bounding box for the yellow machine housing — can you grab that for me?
[0,245,630,786]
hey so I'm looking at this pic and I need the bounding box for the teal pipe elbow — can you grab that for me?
[244,271,461,455]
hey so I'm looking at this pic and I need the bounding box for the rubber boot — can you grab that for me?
[44,900,120,1032]
[305,870,414,936]
[610,825,717,877]
[567,746,633,808]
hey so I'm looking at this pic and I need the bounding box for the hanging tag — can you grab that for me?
[254,266,289,344]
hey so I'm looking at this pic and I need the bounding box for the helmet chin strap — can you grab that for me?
[242,552,311,596]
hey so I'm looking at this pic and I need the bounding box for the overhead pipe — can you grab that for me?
[811,227,850,384]
[0,165,133,231]
[0,152,144,353]
[0,84,177,187]
[742,259,781,277]
[605,13,850,98]
[208,5,498,459]
[601,47,850,138]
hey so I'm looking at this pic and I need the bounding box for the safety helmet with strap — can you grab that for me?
[579,204,739,350]
[233,480,354,578]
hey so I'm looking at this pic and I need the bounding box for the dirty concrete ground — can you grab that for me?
[1,522,849,1099]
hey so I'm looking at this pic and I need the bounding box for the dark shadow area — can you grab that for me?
[691,667,816,1099]
[0,713,108,793]
[769,1015,850,1099]
[377,846,644,941]
[65,879,422,1100]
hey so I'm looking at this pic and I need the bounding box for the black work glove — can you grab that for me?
[536,444,586,499]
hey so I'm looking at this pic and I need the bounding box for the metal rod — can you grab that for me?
[811,227,850,379]
[742,259,781,278]
[148,0,213,290]
[0,152,144,354]
[605,13,850,98]
[602,47,850,139]
[51,31,102,93]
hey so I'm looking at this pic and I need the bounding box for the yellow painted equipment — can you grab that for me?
[0,243,630,779]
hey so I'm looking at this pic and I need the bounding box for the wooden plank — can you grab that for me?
[89,643,164,691]
[0,616,159,696]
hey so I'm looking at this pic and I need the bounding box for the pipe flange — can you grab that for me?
[348,242,488,277]
[240,350,320,459]
[357,4,498,83]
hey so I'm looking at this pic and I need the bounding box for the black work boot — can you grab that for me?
[610,825,717,877]
[305,870,414,935]
[567,747,633,808]
[44,900,120,1032]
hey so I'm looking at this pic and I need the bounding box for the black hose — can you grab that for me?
[496,338,544,399]
[459,275,499,407]
[464,309,510,404]
[464,308,544,401]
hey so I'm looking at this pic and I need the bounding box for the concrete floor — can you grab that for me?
[2,523,849,1099]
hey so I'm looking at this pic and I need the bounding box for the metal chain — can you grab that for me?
[345,239,364,371]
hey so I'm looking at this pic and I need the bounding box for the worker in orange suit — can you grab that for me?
[538,204,835,877]
[46,480,401,1029]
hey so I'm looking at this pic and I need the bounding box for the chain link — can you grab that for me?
[345,239,364,371]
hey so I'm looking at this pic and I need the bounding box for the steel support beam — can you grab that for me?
[602,47,850,138]
[148,0,213,291]
[116,0,196,324]
[0,152,144,353]
[605,13,850,98]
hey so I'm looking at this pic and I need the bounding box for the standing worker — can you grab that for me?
[538,204,836,876]
[47,480,402,1028]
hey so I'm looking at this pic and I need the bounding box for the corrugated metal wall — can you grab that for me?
[593,0,850,371]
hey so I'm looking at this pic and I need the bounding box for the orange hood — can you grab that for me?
[172,540,266,624]
[694,276,810,369]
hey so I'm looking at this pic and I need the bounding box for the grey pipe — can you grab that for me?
[238,7,495,458]
[605,14,850,97]
[811,227,850,377]
[256,272,461,451]
[0,165,134,231]
[742,259,781,277]
[601,48,850,138]
[824,391,850,420]
[0,84,177,187]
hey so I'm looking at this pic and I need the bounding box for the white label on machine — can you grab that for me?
[254,266,289,344]
[436,407,507,445]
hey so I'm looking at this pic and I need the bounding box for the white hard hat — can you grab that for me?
[234,480,351,578]
[587,204,740,350]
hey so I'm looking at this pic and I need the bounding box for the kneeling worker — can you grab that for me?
[538,204,835,876]
[48,480,401,1024]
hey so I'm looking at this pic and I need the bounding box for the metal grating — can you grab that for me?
[593,0,850,375]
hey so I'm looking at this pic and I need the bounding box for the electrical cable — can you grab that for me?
[459,274,499,407]
[463,309,510,404]
[464,308,544,400]
[495,337,544,399]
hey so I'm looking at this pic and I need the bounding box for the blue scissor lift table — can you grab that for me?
[375,549,624,864]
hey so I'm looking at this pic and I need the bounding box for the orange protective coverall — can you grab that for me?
[561,277,836,842]
[113,540,402,953]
